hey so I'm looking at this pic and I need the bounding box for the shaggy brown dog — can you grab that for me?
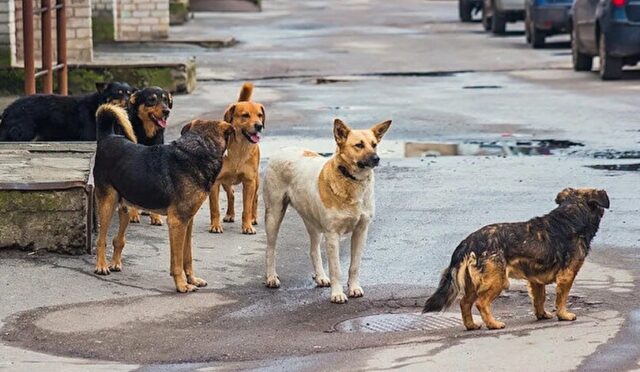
[423,188,609,330]
[209,82,264,234]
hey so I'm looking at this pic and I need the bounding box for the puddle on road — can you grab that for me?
[463,85,502,89]
[405,139,583,157]
[586,163,640,172]
[592,150,640,159]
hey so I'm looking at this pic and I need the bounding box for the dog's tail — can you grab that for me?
[422,240,475,313]
[96,104,137,143]
[238,82,254,102]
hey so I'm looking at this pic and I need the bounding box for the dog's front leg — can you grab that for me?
[347,220,369,298]
[94,187,118,275]
[555,259,584,321]
[241,179,258,234]
[326,232,347,303]
[209,182,224,233]
[168,213,197,293]
[183,218,207,288]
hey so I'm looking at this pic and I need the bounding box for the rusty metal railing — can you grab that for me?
[22,0,68,95]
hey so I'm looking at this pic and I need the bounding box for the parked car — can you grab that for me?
[482,0,526,34]
[525,0,572,48]
[571,0,640,79]
[459,0,484,22]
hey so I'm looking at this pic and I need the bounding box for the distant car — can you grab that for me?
[525,0,572,48]
[459,0,483,22]
[571,0,640,79]
[482,0,526,34]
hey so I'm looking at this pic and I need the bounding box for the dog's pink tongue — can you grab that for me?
[250,133,261,143]
[157,118,167,128]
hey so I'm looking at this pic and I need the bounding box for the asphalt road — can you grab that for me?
[1,0,640,370]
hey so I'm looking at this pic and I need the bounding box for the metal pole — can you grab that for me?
[41,0,53,94]
[23,0,36,95]
[56,0,67,95]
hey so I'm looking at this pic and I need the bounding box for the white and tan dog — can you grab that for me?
[263,118,391,303]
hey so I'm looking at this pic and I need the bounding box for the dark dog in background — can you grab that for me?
[92,104,233,292]
[124,86,173,226]
[423,188,609,330]
[0,82,134,141]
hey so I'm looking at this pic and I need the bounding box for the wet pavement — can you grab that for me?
[2,0,640,370]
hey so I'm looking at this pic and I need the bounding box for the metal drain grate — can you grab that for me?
[334,312,462,333]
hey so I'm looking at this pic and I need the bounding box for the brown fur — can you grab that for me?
[209,82,265,235]
[423,188,609,330]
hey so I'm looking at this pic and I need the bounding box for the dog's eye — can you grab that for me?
[118,90,123,94]
[372,142,377,148]
[355,142,365,149]
[242,113,250,119]
[258,113,263,118]
[126,91,131,95]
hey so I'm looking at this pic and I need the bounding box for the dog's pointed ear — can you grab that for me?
[96,82,107,94]
[555,187,575,205]
[333,119,351,146]
[128,91,139,107]
[589,189,610,209]
[181,121,194,136]
[371,120,392,142]
[167,92,173,109]
[224,104,236,123]
[260,104,266,127]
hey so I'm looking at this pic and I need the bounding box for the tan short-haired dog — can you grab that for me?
[263,118,391,303]
[209,82,264,234]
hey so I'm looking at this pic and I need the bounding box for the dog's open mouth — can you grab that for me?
[150,113,168,128]
[242,129,261,144]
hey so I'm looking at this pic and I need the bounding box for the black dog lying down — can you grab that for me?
[92,104,233,292]
[0,82,134,141]
[423,188,609,330]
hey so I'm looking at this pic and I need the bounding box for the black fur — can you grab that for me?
[127,86,172,146]
[0,82,134,141]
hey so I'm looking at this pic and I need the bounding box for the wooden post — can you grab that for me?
[23,0,36,95]
[41,0,53,93]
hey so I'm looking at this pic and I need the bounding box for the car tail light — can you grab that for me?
[612,0,625,7]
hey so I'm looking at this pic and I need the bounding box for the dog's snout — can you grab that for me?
[162,108,170,117]
[370,154,380,166]
[254,123,264,132]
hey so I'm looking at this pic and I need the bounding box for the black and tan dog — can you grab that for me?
[423,188,609,330]
[209,82,264,234]
[92,104,233,292]
[124,86,173,226]
[0,81,134,141]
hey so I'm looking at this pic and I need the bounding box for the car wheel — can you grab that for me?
[571,25,592,71]
[531,27,546,48]
[459,0,473,22]
[491,9,507,34]
[525,9,532,43]
[599,31,622,80]
[482,7,492,31]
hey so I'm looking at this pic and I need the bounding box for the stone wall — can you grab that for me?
[115,0,169,41]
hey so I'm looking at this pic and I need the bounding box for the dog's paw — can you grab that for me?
[242,225,257,234]
[129,213,141,223]
[464,322,482,331]
[187,276,208,287]
[176,283,199,293]
[331,292,348,304]
[223,215,235,223]
[557,311,577,321]
[150,215,163,226]
[536,311,553,320]
[265,275,281,288]
[348,285,364,298]
[485,320,506,330]
[108,261,122,272]
[252,219,258,226]
[209,224,224,233]
[314,275,331,287]
[94,265,111,275]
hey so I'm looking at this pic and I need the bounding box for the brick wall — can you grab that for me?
[14,0,93,66]
[115,0,169,41]
[92,0,114,18]
[0,0,16,66]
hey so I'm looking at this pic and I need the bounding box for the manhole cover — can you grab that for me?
[334,312,463,333]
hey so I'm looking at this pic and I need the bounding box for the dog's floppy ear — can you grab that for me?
[555,187,575,205]
[219,121,234,137]
[260,104,266,127]
[371,120,392,142]
[224,104,236,123]
[589,189,610,209]
[333,119,351,146]
[167,92,173,109]
[96,82,107,94]
[181,121,193,135]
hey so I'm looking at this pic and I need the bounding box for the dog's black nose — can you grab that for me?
[254,123,264,132]
[162,109,170,117]
[370,154,380,166]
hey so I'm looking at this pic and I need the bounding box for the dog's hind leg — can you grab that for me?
[149,213,163,226]
[326,232,347,304]
[474,260,507,329]
[183,218,207,288]
[264,189,288,288]
[209,182,224,233]
[528,282,552,320]
[109,206,130,272]
[222,183,235,223]
[460,282,481,330]
[168,212,196,293]
[94,186,118,275]
[129,207,141,223]
[347,219,369,298]
[304,221,329,287]
[555,259,584,321]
